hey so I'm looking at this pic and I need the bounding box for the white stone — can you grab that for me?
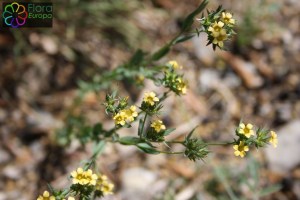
[121,168,158,200]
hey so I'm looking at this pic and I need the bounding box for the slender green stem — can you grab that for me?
[85,141,106,170]
[158,150,184,155]
[61,188,71,196]
[160,90,171,102]
[206,142,233,146]
[165,140,184,144]
[140,113,148,138]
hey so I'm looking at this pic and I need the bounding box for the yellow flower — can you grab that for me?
[100,181,114,195]
[37,191,56,200]
[71,168,98,186]
[208,21,224,36]
[97,174,108,184]
[176,78,187,94]
[113,111,126,126]
[238,123,254,138]
[71,168,86,185]
[212,29,227,48]
[96,174,114,195]
[233,141,249,158]
[222,12,235,25]
[136,75,145,84]
[167,60,182,69]
[124,105,138,122]
[269,131,278,148]
[143,92,159,106]
[83,169,98,186]
[151,119,166,133]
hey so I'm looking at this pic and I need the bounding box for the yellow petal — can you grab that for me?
[150,92,155,97]
[220,29,226,35]
[70,171,77,177]
[222,12,226,18]
[218,41,224,48]
[217,21,224,27]
[92,174,98,179]
[246,123,253,129]
[226,13,232,18]
[77,168,83,173]
[43,191,50,197]
[213,38,218,44]
[240,123,245,129]
[130,106,136,111]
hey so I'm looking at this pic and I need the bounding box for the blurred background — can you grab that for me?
[0,0,300,199]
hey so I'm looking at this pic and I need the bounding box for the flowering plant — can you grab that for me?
[39,1,278,199]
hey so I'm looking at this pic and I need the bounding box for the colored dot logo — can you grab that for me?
[2,2,28,28]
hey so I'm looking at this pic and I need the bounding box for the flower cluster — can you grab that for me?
[233,141,249,158]
[69,168,114,198]
[140,91,163,115]
[113,105,138,126]
[37,191,56,200]
[151,119,166,133]
[168,60,182,70]
[71,168,98,186]
[199,8,236,49]
[104,92,129,114]
[162,61,188,95]
[104,92,138,127]
[37,191,75,200]
[233,122,278,158]
[143,92,159,106]
[145,119,167,142]
[95,174,114,196]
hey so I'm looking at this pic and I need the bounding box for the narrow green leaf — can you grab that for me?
[123,123,132,128]
[92,140,106,158]
[214,166,239,200]
[186,125,199,141]
[151,45,170,61]
[93,123,103,135]
[136,143,160,154]
[173,35,195,44]
[129,49,146,67]
[47,183,55,194]
[248,157,259,186]
[119,136,142,145]
[111,90,118,98]
[258,184,281,197]
[181,0,209,32]
[164,128,176,136]
[138,118,143,137]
